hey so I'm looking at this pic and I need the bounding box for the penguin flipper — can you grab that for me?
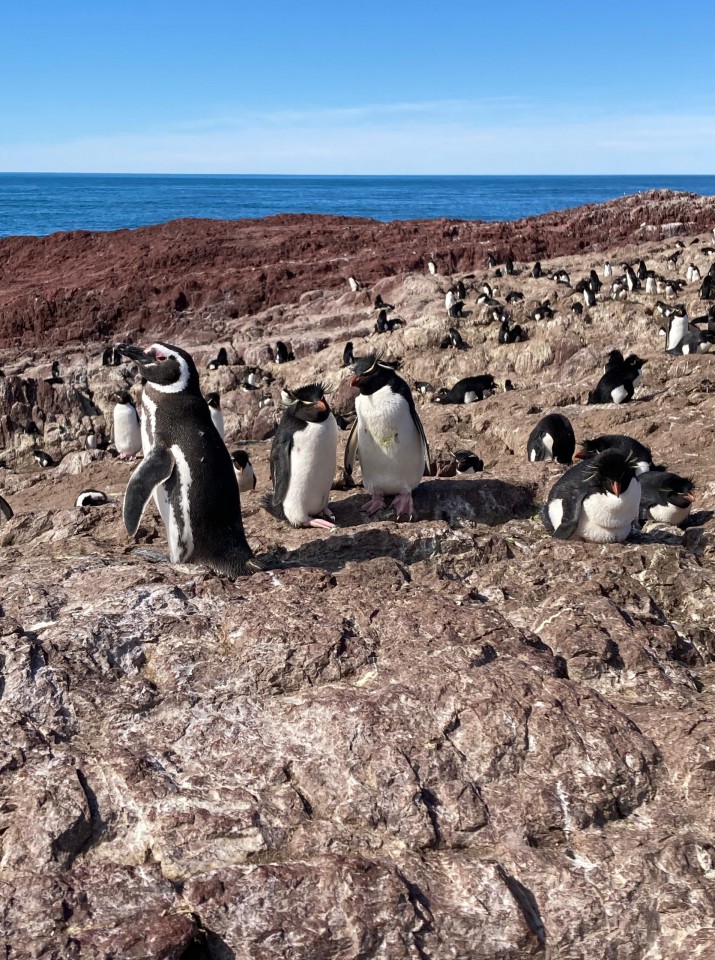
[411,406,433,476]
[123,447,175,536]
[0,493,13,521]
[344,419,359,478]
[270,430,293,509]
[549,489,588,540]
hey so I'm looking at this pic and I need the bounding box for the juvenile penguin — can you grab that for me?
[345,355,431,518]
[111,391,142,460]
[543,450,641,543]
[207,347,228,370]
[638,471,694,525]
[527,414,575,464]
[576,434,653,475]
[205,392,225,439]
[264,383,338,528]
[116,341,258,577]
[0,493,13,521]
[231,449,257,494]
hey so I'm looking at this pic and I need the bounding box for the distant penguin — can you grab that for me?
[701,276,715,301]
[445,290,456,312]
[75,490,109,508]
[499,318,526,344]
[691,266,701,283]
[645,276,657,295]
[440,327,466,350]
[571,301,584,315]
[504,379,515,391]
[52,360,60,379]
[264,383,338,528]
[116,341,258,577]
[506,290,524,303]
[584,287,597,307]
[480,282,493,298]
[111,391,142,460]
[205,392,225,439]
[506,258,515,276]
[637,260,648,281]
[487,255,497,269]
[532,262,543,278]
[414,380,435,395]
[427,259,437,275]
[625,265,639,292]
[102,345,121,367]
[638,471,694,526]
[665,308,690,351]
[342,342,355,368]
[258,396,274,409]
[589,270,602,293]
[433,375,496,404]
[374,294,395,312]
[85,433,98,450]
[348,275,360,292]
[527,413,575,464]
[207,347,229,370]
[345,355,431,519]
[554,270,571,286]
[669,329,715,355]
[542,449,641,543]
[33,450,55,468]
[453,450,484,474]
[231,449,257,494]
[448,299,465,319]
[275,341,293,364]
[604,261,613,277]
[0,493,13,521]
[675,240,685,249]
[588,353,645,405]
[575,434,653,475]
[456,280,467,300]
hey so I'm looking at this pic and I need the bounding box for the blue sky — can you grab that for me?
[1,0,713,174]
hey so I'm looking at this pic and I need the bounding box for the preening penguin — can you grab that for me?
[111,391,142,460]
[542,449,641,543]
[638,471,694,525]
[231,449,257,494]
[116,341,258,577]
[345,355,431,519]
[264,383,338,528]
[205,392,225,439]
[527,414,575,464]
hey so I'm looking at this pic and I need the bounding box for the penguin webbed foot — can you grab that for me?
[362,494,387,515]
[392,492,415,520]
[308,517,336,529]
[321,505,336,522]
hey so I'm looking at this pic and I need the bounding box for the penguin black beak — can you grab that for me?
[116,343,154,365]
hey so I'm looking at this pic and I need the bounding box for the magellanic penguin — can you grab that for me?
[111,391,142,460]
[638,471,694,526]
[264,383,338,528]
[345,355,431,519]
[205,392,225,439]
[576,434,653,475]
[542,450,641,543]
[116,342,259,577]
[0,493,13,521]
[231,449,257,494]
[527,413,575,464]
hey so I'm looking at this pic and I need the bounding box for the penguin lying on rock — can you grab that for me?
[638,471,694,525]
[543,449,641,543]
[433,376,496,404]
[345,354,431,519]
[264,383,338,529]
[117,341,260,577]
[575,434,653,475]
[527,414,575,464]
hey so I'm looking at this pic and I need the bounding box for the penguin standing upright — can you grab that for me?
[604,261,613,277]
[342,342,355,368]
[527,414,575,464]
[117,342,258,577]
[205,392,225,439]
[264,383,338,528]
[345,355,431,518]
[588,352,646,404]
[542,450,641,542]
[111,391,142,460]
[275,341,294,364]
[231,449,257,494]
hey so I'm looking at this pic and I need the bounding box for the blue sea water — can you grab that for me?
[1,174,714,238]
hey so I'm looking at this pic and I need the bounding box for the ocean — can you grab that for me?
[1,174,715,238]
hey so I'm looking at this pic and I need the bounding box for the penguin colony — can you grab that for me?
[1,235,712,572]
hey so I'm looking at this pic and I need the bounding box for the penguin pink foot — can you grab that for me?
[322,505,336,522]
[362,494,386,515]
[392,491,415,519]
[308,517,335,529]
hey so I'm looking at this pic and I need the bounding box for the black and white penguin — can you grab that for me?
[669,329,715,355]
[700,276,714,301]
[453,450,484,474]
[264,383,338,528]
[231,449,257,494]
[506,258,515,276]
[506,290,524,303]
[542,449,641,542]
[504,379,515,391]
[102,345,121,367]
[498,318,526,343]
[637,260,648,281]
[530,301,554,321]
[675,240,685,249]
[0,493,13,521]
[456,280,467,300]
[638,471,694,525]
[584,286,597,308]
[374,294,395,312]
[205,392,225,439]
[342,342,355,368]
[33,450,55,468]
[527,414,575,464]
[414,380,435,395]
[427,259,437,275]
[258,396,274,409]
[75,490,109,508]
[348,275,360,292]
[664,306,690,351]
[275,341,294,364]
[445,290,456,312]
[480,282,493,298]
[116,341,258,577]
[110,391,142,460]
[588,353,646,405]
[604,261,613,277]
[532,262,543,278]
[345,355,431,519]
[439,327,467,350]
[554,270,571,286]
[575,434,653,475]
[486,255,497,269]
[589,270,602,293]
[433,375,496,404]
[571,301,584,315]
[448,299,465,319]
[207,347,229,370]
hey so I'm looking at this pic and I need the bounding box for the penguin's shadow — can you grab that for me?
[276,526,413,572]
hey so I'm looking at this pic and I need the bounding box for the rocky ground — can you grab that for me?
[1,194,715,959]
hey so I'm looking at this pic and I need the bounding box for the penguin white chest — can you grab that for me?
[576,477,641,542]
[648,501,691,525]
[356,387,425,495]
[282,416,338,526]
[236,463,255,494]
[114,404,141,456]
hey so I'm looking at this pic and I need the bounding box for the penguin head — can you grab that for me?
[231,449,251,471]
[281,383,331,422]
[205,391,221,410]
[350,354,401,395]
[110,390,135,406]
[653,472,695,509]
[116,342,199,394]
[587,449,637,498]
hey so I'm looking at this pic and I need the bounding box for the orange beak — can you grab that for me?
[684,492,695,502]
[316,398,327,411]
[611,481,621,496]
[351,375,362,389]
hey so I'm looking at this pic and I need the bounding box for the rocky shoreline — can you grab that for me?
[1,192,714,959]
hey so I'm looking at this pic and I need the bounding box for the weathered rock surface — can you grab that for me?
[1,198,715,958]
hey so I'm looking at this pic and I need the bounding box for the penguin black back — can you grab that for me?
[527,413,575,464]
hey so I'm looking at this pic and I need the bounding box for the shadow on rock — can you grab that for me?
[413,478,536,526]
[276,527,414,572]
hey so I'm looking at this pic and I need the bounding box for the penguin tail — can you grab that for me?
[260,493,287,522]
